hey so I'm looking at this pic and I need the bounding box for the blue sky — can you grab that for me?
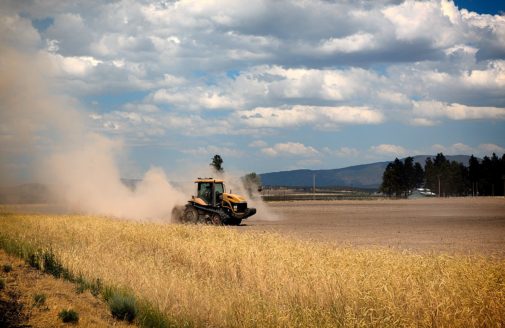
[1,0,504,181]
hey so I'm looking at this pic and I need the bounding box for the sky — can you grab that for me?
[1,0,505,181]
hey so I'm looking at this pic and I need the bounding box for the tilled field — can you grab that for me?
[245,197,505,256]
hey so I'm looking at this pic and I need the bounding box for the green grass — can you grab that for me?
[58,309,79,323]
[33,293,47,307]
[2,263,12,272]
[104,287,138,322]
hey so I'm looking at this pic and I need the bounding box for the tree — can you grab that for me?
[425,153,450,196]
[210,154,224,173]
[404,157,416,193]
[381,152,504,198]
[380,162,397,197]
[468,155,480,196]
[380,158,407,197]
[414,162,424,188]
[425,153,471,196]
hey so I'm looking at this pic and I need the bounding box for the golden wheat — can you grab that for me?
[0,212,504,327]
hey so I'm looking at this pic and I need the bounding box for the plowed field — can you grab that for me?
[246,197,505,255]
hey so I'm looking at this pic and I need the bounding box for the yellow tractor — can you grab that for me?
[173,178,256,225]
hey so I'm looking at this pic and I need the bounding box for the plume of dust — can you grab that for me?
[222,172,281,222]
[0,45,186,221]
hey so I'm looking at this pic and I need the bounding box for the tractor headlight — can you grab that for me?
[233,205,237,211]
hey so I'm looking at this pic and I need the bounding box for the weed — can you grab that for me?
[75,283,86,294]
[74,275,86,294]
[0,278,5,290]
[90,278,102,296]
[138,301,184,328]
[58,309,79,323]
[105,288,138,322]
[2,263,12,272]
[26,249,71,279]
[33,293,47,307]
[42,250,66,278]
[27,253,40,269]
[74,276,102,296]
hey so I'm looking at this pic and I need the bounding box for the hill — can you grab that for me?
[0,183,55,204]
[259,155,473,189]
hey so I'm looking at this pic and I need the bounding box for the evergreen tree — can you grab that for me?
[414,162,424,188]
[468,155,480,196]
[210,154,224,173]
[380,158,409,197]
[381,152,505,197]
[424,157,436,193]
[404,157,416,194]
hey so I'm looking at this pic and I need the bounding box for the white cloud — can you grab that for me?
[370,144,408,157]
[2,0,505,173]
[334,147,360,157]
[382,0,459,47]
[262,142,319,157]
[48,53,102,76]
[151,88,244,110]
[451,142,475,154]
[477,144,505,155]
[413,101,505,120]
[318,33,376,54]
[461,61,505,88]
[376,91,410,105]
[430,143,505,156]
[238,105,384,128]
[248,140,267,148]
[409,117,439,126]
[446,103,505,120]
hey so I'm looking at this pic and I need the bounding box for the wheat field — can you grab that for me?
[0,211,504,327]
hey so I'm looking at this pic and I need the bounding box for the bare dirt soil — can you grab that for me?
[244,197,505,256]
[0,250,134,328]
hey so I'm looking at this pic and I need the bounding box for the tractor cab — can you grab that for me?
[194,178,225,206]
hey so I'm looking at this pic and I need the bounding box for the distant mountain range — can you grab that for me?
[0,183,55,204]
[0,155,475,203]
[259,155,473,189]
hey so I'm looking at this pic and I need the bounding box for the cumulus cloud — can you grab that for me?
[430,143,505,156]
[1,0,504,172]
[478,144,505,155]
[248,140,268,148]
[334,147,361,157]
[409,117,440,126]
[262,142,319,157]
[238,105,384,128]
[370,144,408,157]
[413,101,505,120]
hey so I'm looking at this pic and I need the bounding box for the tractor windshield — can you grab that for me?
[215,183,224,194]
[197,181,225,205]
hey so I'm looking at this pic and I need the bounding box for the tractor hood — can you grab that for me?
[223,193,246,203]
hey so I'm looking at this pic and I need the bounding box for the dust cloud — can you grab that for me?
[0,45,185,221]
[0,43,274,222]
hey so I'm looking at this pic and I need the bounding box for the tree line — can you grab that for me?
[380,153,505,197]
